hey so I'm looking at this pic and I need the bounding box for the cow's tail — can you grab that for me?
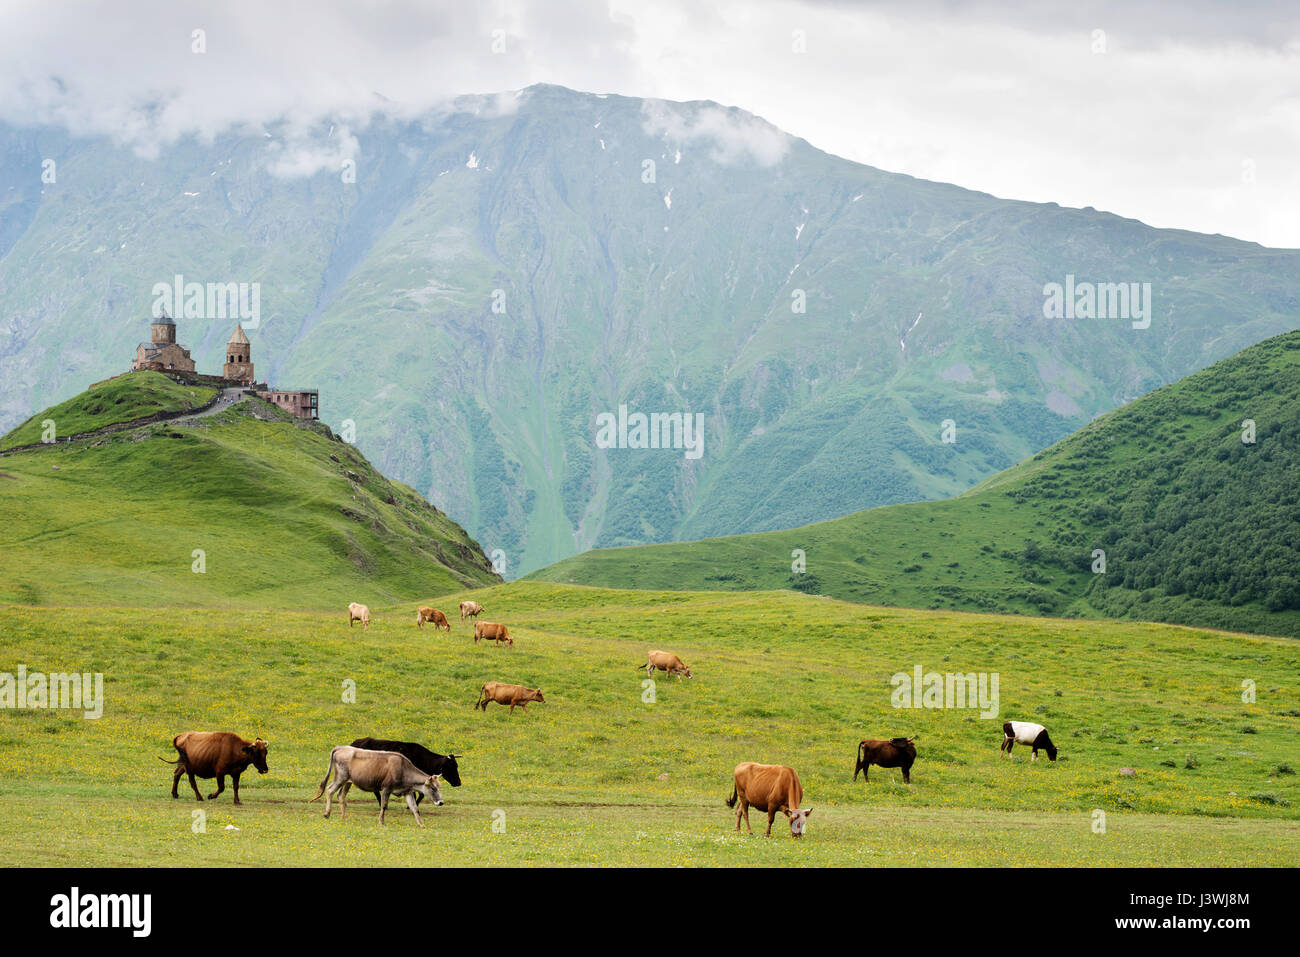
[156,755,181,765]
[475,686,487,711]
[854,740,867,781]
[725,783,738,809]
[310,749,337,802]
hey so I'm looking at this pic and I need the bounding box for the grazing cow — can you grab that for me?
[1001,720,1058,761]
[643,650,693,680]
[310,746,443,826]
[474,621,514,648]
[476,681,544,714]
[159,731,269,805]
[459,600,485,622]
[350,737,462,806]
[726,763,812,838]
[417,607,450,631]
[348,602,370,630]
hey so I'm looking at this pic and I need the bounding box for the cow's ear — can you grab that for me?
[805,808,813,816]
[782,808,792,817]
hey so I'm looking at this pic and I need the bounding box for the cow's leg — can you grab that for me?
[765,809,776,837]
[1031,748,1038,762]
[339,782,350,820]
[406,792,424,828]
[379,789,389,825]
[323,782,334,818]
[209,773,225,801]
[902,765,911,785]
[186,770,203,801]
[230,771,243,805]
[171,763,185,798]
[742,802,753,835]
[509,702,515,714]
[864,763,870,783]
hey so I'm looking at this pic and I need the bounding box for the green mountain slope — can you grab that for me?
[530,330,1300,638]
[2,86,1298,573]
[0,371,217,449]
[0,384,500,607]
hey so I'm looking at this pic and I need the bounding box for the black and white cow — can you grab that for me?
[1001,721,1058,761]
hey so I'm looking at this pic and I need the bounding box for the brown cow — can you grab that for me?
[854,737,917,784]
[474,621,513,648]
[725,762,812,838]
[348,602,370,630]
[643,649,692,680]
[417,606,450,631]
[459,600,484,622]
[476,681,544,714]
[160,731,269,804]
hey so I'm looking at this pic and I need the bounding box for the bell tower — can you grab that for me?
[223,324,254,384]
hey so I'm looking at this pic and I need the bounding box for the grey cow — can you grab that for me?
[310,746,443,826]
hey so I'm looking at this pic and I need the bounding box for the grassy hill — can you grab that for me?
[0,371,217,449]
[531,330,1300,639]
[0,383,500,607]
[1,583,1296,866]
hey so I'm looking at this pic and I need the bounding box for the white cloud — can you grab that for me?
[0,0,1296,245]
[640,100,790,166]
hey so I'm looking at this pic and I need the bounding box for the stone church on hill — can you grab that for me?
[132,313,196,374]
[129,315,317,420]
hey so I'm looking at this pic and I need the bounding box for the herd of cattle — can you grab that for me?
[160,599,1062,837]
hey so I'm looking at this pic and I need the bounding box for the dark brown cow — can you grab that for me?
[417,606,450,631]
[474,621,514,648]
[725,763,812,838]
[853,737,917,784]
[476,681,544,714]
[160,731,269,804]
[459,600,484,622]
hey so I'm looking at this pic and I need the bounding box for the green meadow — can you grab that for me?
[1,583,1297,866]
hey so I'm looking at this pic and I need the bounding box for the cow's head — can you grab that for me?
[421,774,444,807]
[441,754,463,788]
[681,666,694,679]
[531,689,545,703]
[245,738,270,774]
[1045,743,1059,761]
[784,807,813,838]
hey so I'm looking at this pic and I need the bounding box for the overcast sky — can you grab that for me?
[2,0,1296,247]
